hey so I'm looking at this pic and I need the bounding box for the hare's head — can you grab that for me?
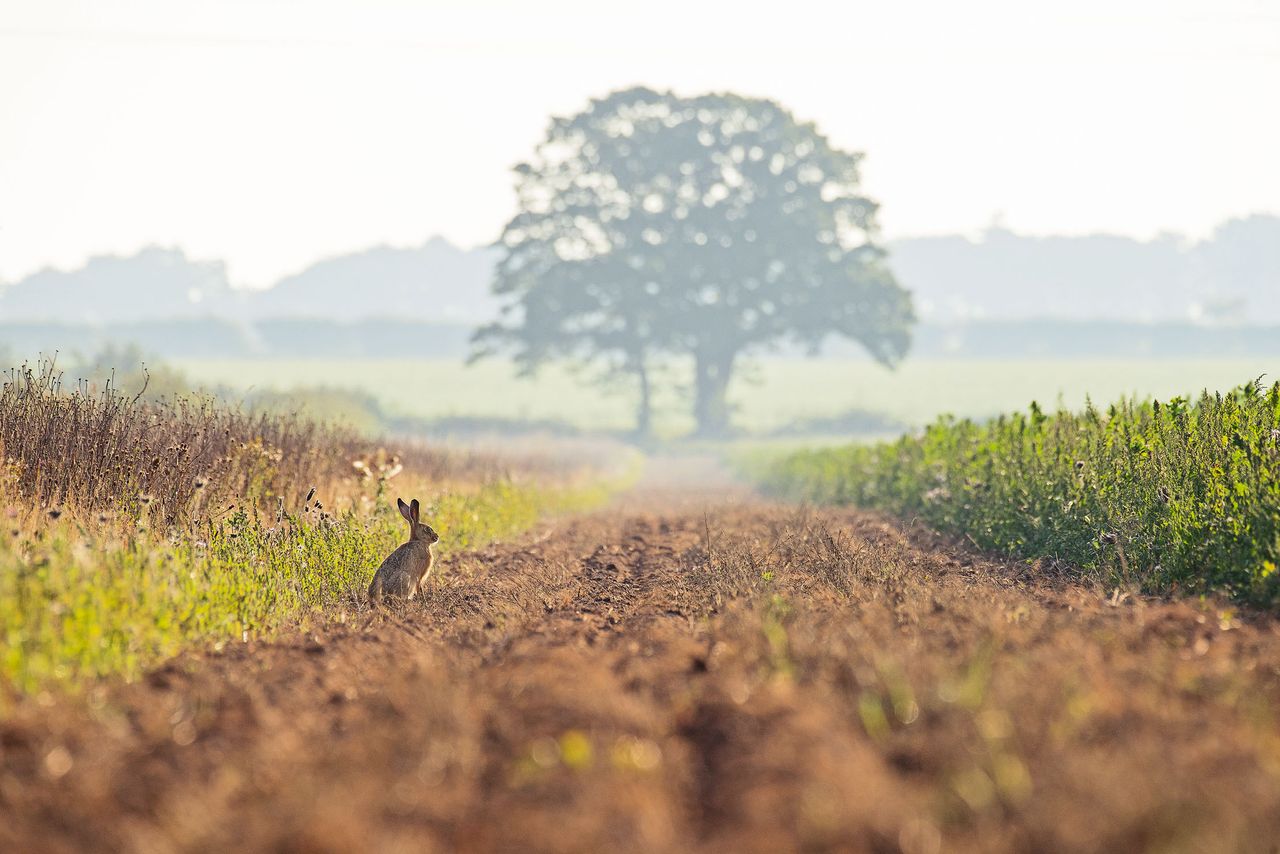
[397,498,440,545]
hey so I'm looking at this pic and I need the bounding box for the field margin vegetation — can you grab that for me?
[746,381,1280,605]
[0,361,627,701]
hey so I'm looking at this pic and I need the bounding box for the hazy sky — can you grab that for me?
[1,0,1277,288]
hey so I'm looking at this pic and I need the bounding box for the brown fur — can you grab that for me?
[367,497,439,603]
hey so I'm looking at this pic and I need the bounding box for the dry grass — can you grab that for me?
[0,359,512,527]
[0,359,615,693]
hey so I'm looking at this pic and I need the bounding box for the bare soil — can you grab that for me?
[3,491,1280,853]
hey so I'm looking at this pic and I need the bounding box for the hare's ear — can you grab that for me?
[397,498,413,524]
[410,499,421,524]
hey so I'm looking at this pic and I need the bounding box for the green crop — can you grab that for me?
[748,381,1280,604]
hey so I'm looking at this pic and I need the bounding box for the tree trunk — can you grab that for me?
[634,357,652,440]
[692,350,735,437]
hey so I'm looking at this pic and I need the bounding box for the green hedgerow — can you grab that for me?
[750,381,1280,604]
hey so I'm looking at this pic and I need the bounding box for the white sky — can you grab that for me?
[1,0,1277,288]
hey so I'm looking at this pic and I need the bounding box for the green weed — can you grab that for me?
[0,478,610,696]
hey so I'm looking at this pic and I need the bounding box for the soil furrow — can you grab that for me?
[3,499,1280,853]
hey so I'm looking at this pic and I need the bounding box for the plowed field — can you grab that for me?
[4,487,1280,852]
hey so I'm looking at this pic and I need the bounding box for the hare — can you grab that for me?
[367,498,440,604]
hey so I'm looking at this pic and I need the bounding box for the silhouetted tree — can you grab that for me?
[473,87,914,436]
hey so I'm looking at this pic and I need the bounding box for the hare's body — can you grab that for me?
[368,498,440,604]
[368,540,435,601]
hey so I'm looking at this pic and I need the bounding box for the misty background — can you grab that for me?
[1,1,1278,438]
[2,217,1278,358]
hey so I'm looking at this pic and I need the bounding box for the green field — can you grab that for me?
[173,357,1280,435]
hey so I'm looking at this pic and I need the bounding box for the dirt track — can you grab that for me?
[4,488,1280,853]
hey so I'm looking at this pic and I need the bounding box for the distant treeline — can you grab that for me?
[3,215,1278,328]
[4,318,1280,361]
[0,319,470,360]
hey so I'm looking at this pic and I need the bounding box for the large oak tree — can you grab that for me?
[473,87,914,436]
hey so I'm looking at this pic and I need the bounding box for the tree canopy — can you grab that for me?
[473,87,914,436]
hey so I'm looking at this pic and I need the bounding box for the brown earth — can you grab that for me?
[3,490,1280,853]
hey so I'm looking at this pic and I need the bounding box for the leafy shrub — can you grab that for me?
[751,381,1280,603]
